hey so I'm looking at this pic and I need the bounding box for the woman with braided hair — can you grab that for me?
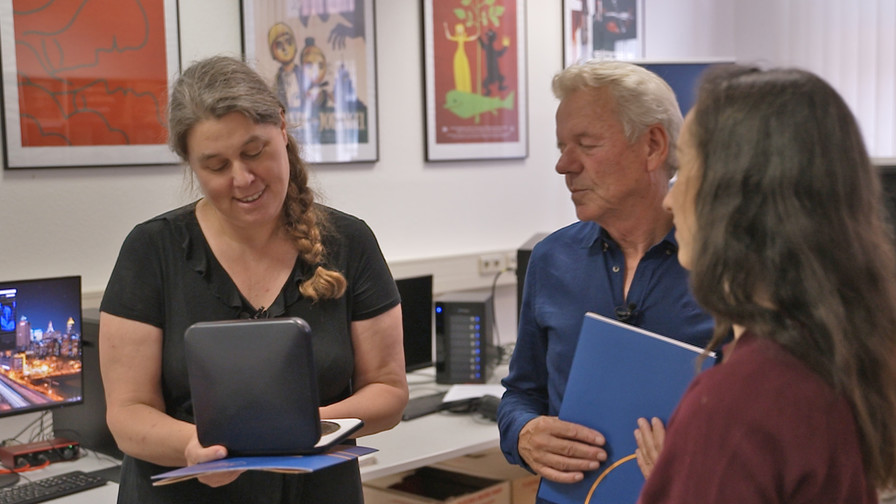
[99,55,407,503]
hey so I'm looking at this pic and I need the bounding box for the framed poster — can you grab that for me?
[423,0,527,161]
[242,0,378,164]
[0,0,180,169]
[563,0,644,67]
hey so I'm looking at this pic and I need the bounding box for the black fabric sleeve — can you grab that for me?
[327,209,400,321]
[100,221,166,328]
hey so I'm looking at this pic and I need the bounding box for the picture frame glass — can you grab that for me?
[0,0,180,169]
[422,0,528,161]
[242,0,378,164]
[564,0,644,67]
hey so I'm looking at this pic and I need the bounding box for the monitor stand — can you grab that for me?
[0,472,20,488]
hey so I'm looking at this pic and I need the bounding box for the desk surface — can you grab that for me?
[358,366,504,481]
[40,366,505,501]
[6,450,120,503]
[359,407,499,481]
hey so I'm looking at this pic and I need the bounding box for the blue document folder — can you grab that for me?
[151,445,376,486]
[538,312,716,504]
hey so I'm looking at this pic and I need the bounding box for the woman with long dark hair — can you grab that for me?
[635,64,896,502]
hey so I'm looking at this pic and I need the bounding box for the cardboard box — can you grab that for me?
[364,467,511,504]
[431,448,540,504]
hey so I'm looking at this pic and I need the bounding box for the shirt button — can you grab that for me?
[666,249,673,255]
[612,266,620,273]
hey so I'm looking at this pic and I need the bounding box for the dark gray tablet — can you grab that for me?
[184,317,362,456]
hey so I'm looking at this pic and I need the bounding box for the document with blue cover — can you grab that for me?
[151,445,376,486]
[538,312,716,504]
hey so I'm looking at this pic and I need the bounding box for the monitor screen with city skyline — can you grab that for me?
[0,276,83,418]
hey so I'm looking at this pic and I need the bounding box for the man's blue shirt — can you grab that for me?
[497,220,714,467]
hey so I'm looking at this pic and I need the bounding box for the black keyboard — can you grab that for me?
[0,471,107,504]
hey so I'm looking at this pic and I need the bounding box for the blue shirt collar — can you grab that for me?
[579,221,679,254]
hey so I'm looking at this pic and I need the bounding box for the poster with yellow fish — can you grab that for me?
[423,0,528,161]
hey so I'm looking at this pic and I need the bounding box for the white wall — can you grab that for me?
[4,0,895,299]
[0,0,741,441]
[0,0,747,299]
[733,0,896,159]
[0,0,574,297]
[644,0,735,59]
[1,0,892,442]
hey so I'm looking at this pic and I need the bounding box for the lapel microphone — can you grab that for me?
[239,306,270,319]
[614,303,638,323]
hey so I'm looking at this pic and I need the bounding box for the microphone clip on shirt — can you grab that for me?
[614,303,640,324]
[240,306,271,319]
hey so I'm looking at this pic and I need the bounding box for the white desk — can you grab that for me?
[41,366,505,501]
[5,449,120,503]
[359,407,500,481]
[359,366,504,481]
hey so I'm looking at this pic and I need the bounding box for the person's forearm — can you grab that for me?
[107,403,196,467]
[319,382,408,437]
[496,390,544,467]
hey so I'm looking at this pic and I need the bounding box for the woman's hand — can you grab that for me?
[185,434,244,488]
[634,417,666,478]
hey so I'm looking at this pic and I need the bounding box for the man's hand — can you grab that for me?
[518,416,607,483]
[634,416,665,478]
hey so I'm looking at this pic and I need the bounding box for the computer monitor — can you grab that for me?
[639,61,732,115]
[396,275,434,372]
[52,308,123,460]
[879,164,896,221]
[0,276,83,418]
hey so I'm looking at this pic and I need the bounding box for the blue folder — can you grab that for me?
[537,312,716,504]
[152,445,376,486]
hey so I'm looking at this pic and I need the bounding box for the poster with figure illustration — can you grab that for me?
[423,0,527,161]
[242,0,377,164]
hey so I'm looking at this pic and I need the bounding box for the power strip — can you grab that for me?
[0,438,80,469]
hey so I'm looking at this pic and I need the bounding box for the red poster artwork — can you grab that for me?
[430,0,519,145]
[12,0,170,147]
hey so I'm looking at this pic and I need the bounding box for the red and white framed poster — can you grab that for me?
[423,0,527,161]
[0,0,180,169]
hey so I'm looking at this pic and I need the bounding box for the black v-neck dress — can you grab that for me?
[101,202,400,504]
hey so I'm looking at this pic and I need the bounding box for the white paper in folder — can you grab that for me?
[442,384,506,403]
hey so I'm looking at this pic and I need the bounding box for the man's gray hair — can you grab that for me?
[552,60,683,171]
